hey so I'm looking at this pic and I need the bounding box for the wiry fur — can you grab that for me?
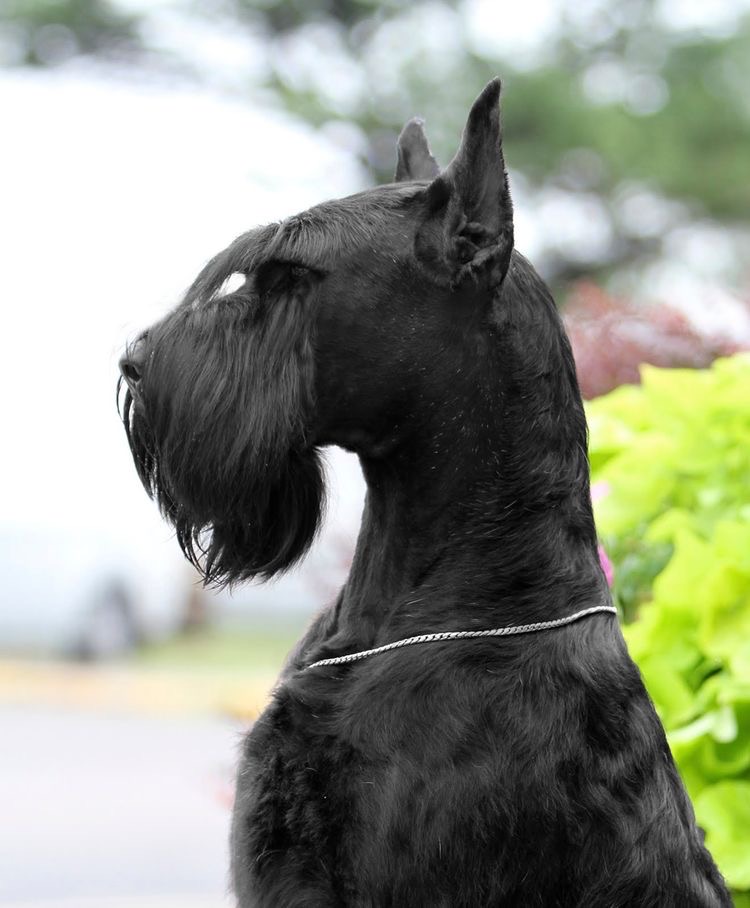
[119,80,731,905]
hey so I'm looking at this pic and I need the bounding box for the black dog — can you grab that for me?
[119,81,730,906]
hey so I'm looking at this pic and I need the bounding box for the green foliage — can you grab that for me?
[0,0,138,64]
[588,355,750,892]
[228,0,419,33]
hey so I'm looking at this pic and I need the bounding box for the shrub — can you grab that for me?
[565,283,748,399]
[587,355,750,896]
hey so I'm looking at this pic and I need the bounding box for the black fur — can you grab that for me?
[119,80,731,906]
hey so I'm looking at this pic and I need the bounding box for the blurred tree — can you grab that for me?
[0,0,139,65]
[2,0,748,287]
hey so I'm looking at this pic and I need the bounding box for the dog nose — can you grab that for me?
[119,337,147,393]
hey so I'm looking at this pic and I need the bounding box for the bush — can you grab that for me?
[565,283,748,399]
[587,355,750,895]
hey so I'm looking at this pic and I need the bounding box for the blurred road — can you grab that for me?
[1,706,241,907]
[0,659,274,721]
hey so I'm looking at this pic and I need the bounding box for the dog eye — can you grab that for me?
[273,261,309,279]
[257,260,312,296]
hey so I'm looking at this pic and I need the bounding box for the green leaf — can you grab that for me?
[694,782,750,889]
[650,530,711,611]
[636,657,697,727]
[645,508,696,544]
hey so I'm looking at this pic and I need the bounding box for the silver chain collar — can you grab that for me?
[305,604,618,670]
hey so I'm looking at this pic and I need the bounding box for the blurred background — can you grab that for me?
[0,1,748,905]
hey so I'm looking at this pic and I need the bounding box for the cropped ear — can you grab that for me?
[417,78,514,289]
[395,118,440,182]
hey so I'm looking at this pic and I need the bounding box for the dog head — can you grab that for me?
[119,79,520,586]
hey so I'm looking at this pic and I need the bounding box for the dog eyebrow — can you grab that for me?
[265,215,326,267]
[183,224,279,306]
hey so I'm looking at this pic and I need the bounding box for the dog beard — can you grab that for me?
[119,287,325,587]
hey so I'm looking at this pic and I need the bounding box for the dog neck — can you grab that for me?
[335,262,607,641]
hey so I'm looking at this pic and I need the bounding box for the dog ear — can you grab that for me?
[417,78,514,289]
[395,118,441,182]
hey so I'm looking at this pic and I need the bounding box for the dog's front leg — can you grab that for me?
[231,710,347,908]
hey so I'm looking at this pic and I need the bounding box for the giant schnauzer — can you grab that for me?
[119,81,730,906]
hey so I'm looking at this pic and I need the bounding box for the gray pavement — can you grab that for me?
[1,706,242,906]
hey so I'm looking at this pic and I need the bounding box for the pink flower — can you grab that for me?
[590,480,611,504]
[590,481,615,584]
[598,543,614,587]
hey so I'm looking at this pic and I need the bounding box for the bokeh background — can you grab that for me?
[1,1,749,905]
